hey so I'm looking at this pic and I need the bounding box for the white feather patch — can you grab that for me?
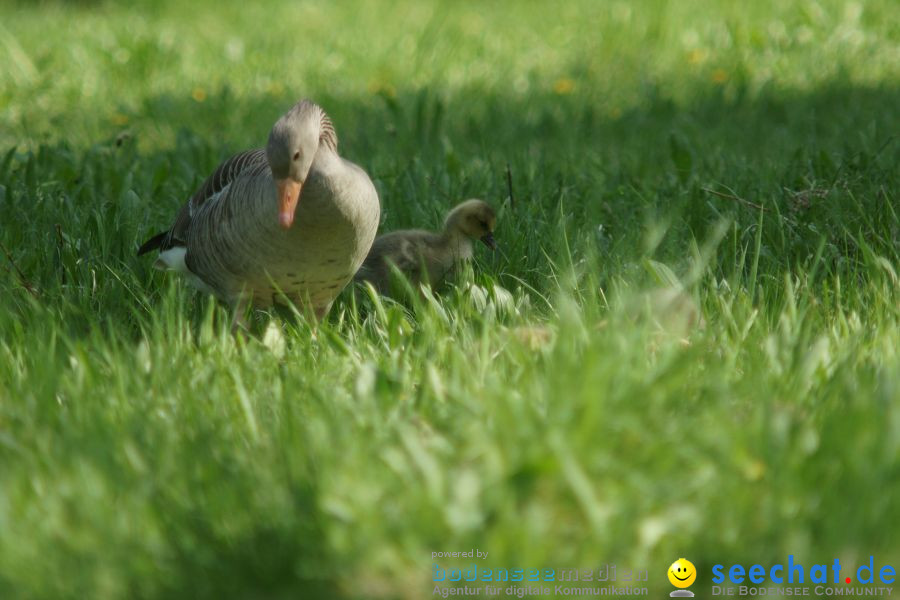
[155,246,217,295]
[156,247,188,272]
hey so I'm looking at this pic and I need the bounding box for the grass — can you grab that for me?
[1,0,898,598]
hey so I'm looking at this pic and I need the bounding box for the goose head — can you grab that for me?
[266,100,328,229]
[443,199,498,249]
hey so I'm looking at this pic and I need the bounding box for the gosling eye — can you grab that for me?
[292,151,301,161]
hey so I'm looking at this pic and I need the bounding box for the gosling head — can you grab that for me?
[443,199,498,249]
[266,100,328,229]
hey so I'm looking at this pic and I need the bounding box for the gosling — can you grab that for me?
[355,199,497,295]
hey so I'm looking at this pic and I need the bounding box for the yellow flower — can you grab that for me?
[191,87,207,102]
[687,49,707,64]
[711,69,728,84]
[743,459,766,481]
[553,77,575,94]
[367,80,396,98]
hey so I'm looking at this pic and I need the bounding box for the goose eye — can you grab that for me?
[292,151,301,161]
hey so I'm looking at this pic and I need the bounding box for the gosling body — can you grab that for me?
[356,199,496,295]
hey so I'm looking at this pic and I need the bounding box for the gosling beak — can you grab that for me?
[276,178,302,229]
[480,232,497,250]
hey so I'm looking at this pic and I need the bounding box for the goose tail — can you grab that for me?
[137,231,167,256]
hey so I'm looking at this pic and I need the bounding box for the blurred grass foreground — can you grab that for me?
[0,0,898,599]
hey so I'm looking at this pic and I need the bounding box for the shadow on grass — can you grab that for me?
[152,485,340,599]
[1,78,896,325]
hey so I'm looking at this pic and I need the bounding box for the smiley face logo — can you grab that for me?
[668,558,697,588]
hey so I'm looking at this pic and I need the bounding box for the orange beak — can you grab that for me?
[276,178,302,229]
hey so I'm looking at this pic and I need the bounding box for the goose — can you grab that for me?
[138,99,380,323]
[355,199,496,295]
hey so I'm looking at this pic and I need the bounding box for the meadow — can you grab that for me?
[0,0,898,598]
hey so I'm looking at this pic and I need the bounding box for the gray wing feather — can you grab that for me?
[161,149,267,250]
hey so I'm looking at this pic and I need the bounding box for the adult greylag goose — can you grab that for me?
[355,199,496,295]
[138,99,380,321]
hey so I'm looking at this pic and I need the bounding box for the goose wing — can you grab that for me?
[138,149,267,255]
